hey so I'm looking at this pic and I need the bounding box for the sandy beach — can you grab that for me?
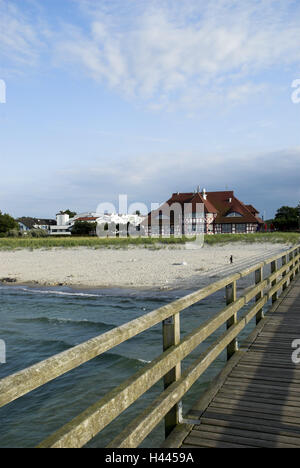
[0,242,291,290]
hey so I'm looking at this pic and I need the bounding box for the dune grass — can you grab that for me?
[0,232,298,250]
[0,235,188,251]
[203,232,300,245]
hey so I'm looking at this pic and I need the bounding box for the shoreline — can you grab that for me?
[0,242,291,291]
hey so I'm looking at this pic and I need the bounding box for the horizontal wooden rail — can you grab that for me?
[41,262,300,449]
[0,272,244,408]
[38,279,268,448]
[0,272,246,408]
[108,296,270,448]
[0,244,299,448]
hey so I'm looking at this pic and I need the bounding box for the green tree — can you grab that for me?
[71,221,97,236]
[60,209,77,218]
[0,211,18,234]
[273,206,299,231]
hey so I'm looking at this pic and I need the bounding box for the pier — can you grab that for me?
[166,274,300,448]
[0,244,299,448]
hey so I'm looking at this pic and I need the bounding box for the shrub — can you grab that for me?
[0,211,18,234]
[29,229,49,238]
[7,229,20,238]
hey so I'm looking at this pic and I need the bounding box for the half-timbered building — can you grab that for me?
[143,189,263,236]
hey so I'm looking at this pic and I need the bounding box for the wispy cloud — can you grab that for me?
[0,0,44,73]
[1,1,300,110]
[55,0,300,110]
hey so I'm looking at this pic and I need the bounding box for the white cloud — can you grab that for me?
[55,0,300,110]
[0,0,43,71]
[3,144,299,217]
[1,1,300,110]
[55,147,300,215]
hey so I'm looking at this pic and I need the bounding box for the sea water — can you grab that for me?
[0,279,257,448]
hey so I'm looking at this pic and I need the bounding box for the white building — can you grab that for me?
[50,213,72,235]
[49,212,145,236]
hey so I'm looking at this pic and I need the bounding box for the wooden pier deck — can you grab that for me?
[177,277,300,448]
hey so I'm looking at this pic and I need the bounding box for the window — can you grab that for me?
[235,224,246,233]
[226,212,243,217]
[222,224,232,233]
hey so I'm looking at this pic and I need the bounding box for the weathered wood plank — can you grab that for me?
[183,432,257,448]
[229,372,300,383]
[218,389,300,405]
[211,398,300,417]
[221,386,300,400]
[184,429,300,448]
[216,393,300,409]
[201,414,300,436]
[234,365,300,376]
[194,423,300,446]
[182,438,254,448]
[204,407,300,426]
[225,378,300,393]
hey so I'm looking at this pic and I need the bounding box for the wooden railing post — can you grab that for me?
[226,281,238,360]
[162,313,181,438]
[282,254,288,290]
[255,267,264,324]
[271,260,278,304]
[290,252,295,282]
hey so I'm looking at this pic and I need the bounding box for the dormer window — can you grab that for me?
[226,212,243,217]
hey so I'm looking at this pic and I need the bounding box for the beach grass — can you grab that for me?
[0,232,299,250]
[203,232,300,245]
[0,235,188,250]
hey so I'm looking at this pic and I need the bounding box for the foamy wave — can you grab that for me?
[21,288,102,298]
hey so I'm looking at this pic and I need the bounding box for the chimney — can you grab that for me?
[202,188,207,200]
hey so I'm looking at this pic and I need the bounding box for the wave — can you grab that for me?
[0,285,174,309]
[97,350,152,368]
[15,316,115,330]
[10,335,72,351]
[20,288,103,298]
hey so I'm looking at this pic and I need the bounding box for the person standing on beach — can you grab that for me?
[230,255,233,264]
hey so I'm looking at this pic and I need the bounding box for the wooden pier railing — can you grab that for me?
[0,244,299,448]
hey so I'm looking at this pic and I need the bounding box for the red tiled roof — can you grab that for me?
[142,192,217,225]
[245,204,259,214]
[207,192,261,224]
[167,192,217,214]
[143,190,263,226]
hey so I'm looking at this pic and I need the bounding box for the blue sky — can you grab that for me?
[0,0,300,219]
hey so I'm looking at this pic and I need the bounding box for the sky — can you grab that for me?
[0,0,300,219]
